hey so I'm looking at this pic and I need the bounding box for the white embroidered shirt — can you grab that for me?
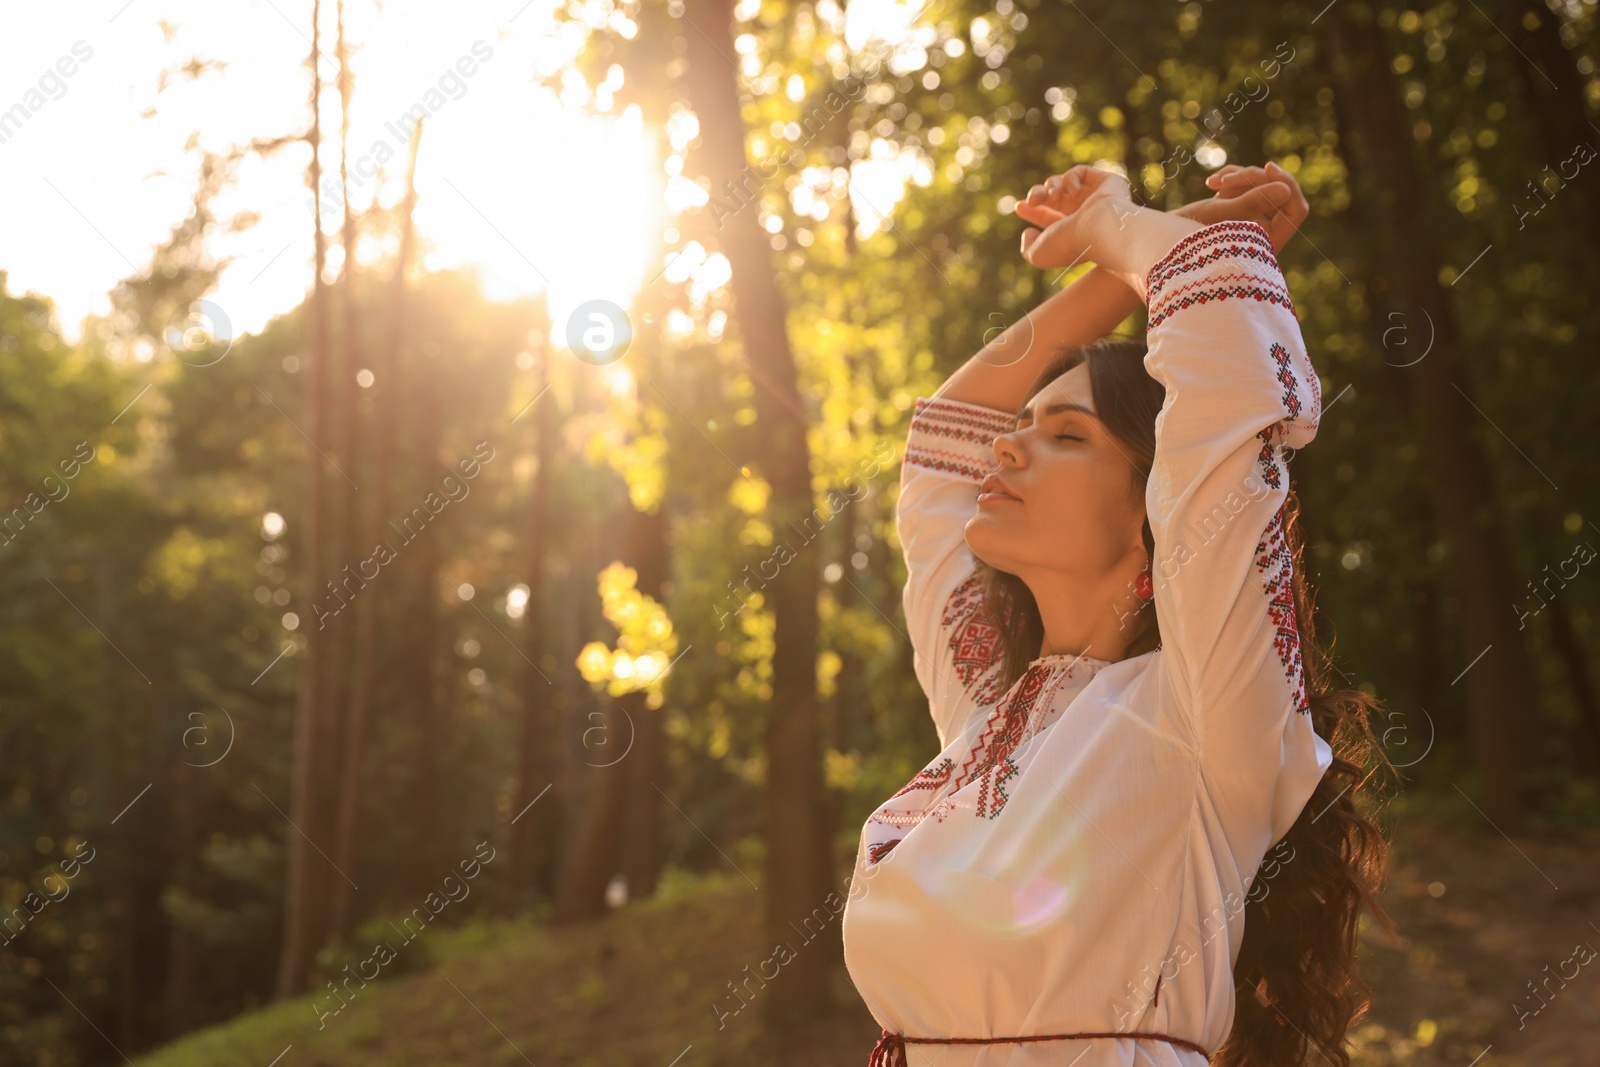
[842,221,1333,1066]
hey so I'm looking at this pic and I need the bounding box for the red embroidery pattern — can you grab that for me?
[865,795,957,845]
[942,574,1009,705]
[1254,431,1280,490]
[871,796,957,825]
[1269,341,1303,422]
[952,665,1056,820]
[887,757,953,801]
[861,658,1100,865]
[982,758,1022,820]
[868,757,959,839]
[1147,271,1295,331]
[904,396,1018,482]
[1251,339,1313,492]
[1147,219,1274,281]
[1145,221,1296,330]
[868,838,903,864]
[1255,508,1310,714]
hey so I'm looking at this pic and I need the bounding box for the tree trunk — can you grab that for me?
[682,0,833,1027]
[554,492,669,922]
[1323,3,1541,827]
[1401,491,1454,756]
[512,328,563,903]
[552,685,640,924]
[162,760,197,1035]
[817,490,858,877]
[1505,0,1600,252]
[398,320,445,905]
[276,0,333,998]
[618,285,672,905]
[620,503,670,903]
[1544,591,1600,779]
[620,696,667,901]
[331,120,422,941]
[325,0,361,945]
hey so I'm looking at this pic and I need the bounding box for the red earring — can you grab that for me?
[1135,566,1154,600]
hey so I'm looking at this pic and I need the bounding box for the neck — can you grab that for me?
[1029,564,1153,663]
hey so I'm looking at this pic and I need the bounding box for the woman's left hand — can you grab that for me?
[1015,164,1133,270]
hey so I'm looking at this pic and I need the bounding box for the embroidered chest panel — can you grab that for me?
[863,659,1079,864]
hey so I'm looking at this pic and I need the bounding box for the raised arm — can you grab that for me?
[1023,167,1331,842]
[944,161,1302,412]
[898,263,1144,748]
[903,163,1316,775]
[1135,217,1333,854]
[931,264,1143,411]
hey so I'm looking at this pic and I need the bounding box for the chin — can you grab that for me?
[963,517,1020,572]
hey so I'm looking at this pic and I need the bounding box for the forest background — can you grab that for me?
[2,0,1598,1063]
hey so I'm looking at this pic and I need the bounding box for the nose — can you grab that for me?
[993,427,1026,467]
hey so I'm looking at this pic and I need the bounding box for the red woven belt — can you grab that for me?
[868,1028,1212,1066]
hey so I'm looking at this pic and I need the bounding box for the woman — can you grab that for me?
[841,163,1396,1067]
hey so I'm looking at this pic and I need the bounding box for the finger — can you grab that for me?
[1023,220,1081,269]
[1205,165,1238,186]
[1027,183,1048,204]
[1015,200,1063,227]
[1208,172,1275,201]
[1239,182,1294,219]
[1020,227,1041,259]
[1212,166,1269,187]
[1263,161,1306,204]
[1258,181,1293,205]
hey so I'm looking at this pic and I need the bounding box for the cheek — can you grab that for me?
[1036,457,1139,554]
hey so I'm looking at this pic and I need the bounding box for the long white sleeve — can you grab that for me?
[1139,220,1334,854]
[846,221,1340,1061]
[895,395,1018,749]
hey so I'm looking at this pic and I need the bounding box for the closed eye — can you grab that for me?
[1056,434,1083,441]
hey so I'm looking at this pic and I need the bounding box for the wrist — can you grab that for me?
[1076,198,1146,277]
[1091,201,1204,283]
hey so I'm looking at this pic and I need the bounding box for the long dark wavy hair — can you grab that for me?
[973,338,1398,1067]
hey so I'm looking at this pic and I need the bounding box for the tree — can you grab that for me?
[329,118,425,943]
[1323,1,1543,825]
[277,0,334,998]
[513,326,563,903]
[681,0,835,1027]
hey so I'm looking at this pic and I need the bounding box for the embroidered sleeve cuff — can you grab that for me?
[1143,220,1293,332]
[904,395,1017,483]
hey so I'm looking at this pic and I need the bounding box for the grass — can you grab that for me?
[140,866,878,1067]
[137,818,1600,1066]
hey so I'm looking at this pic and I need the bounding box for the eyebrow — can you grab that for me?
[1016,400,1099,423]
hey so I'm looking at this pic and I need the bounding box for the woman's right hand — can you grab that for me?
[1174,161,1308,253]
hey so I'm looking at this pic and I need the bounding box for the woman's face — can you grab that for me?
[964,363,1148,583]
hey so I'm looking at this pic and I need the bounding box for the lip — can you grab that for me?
[978,472,1022,503]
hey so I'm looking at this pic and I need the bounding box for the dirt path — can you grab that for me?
[1348,817,1600,1066]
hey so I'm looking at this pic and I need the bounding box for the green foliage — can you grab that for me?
[10,2,1600,1062]
[317,912,441,982]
